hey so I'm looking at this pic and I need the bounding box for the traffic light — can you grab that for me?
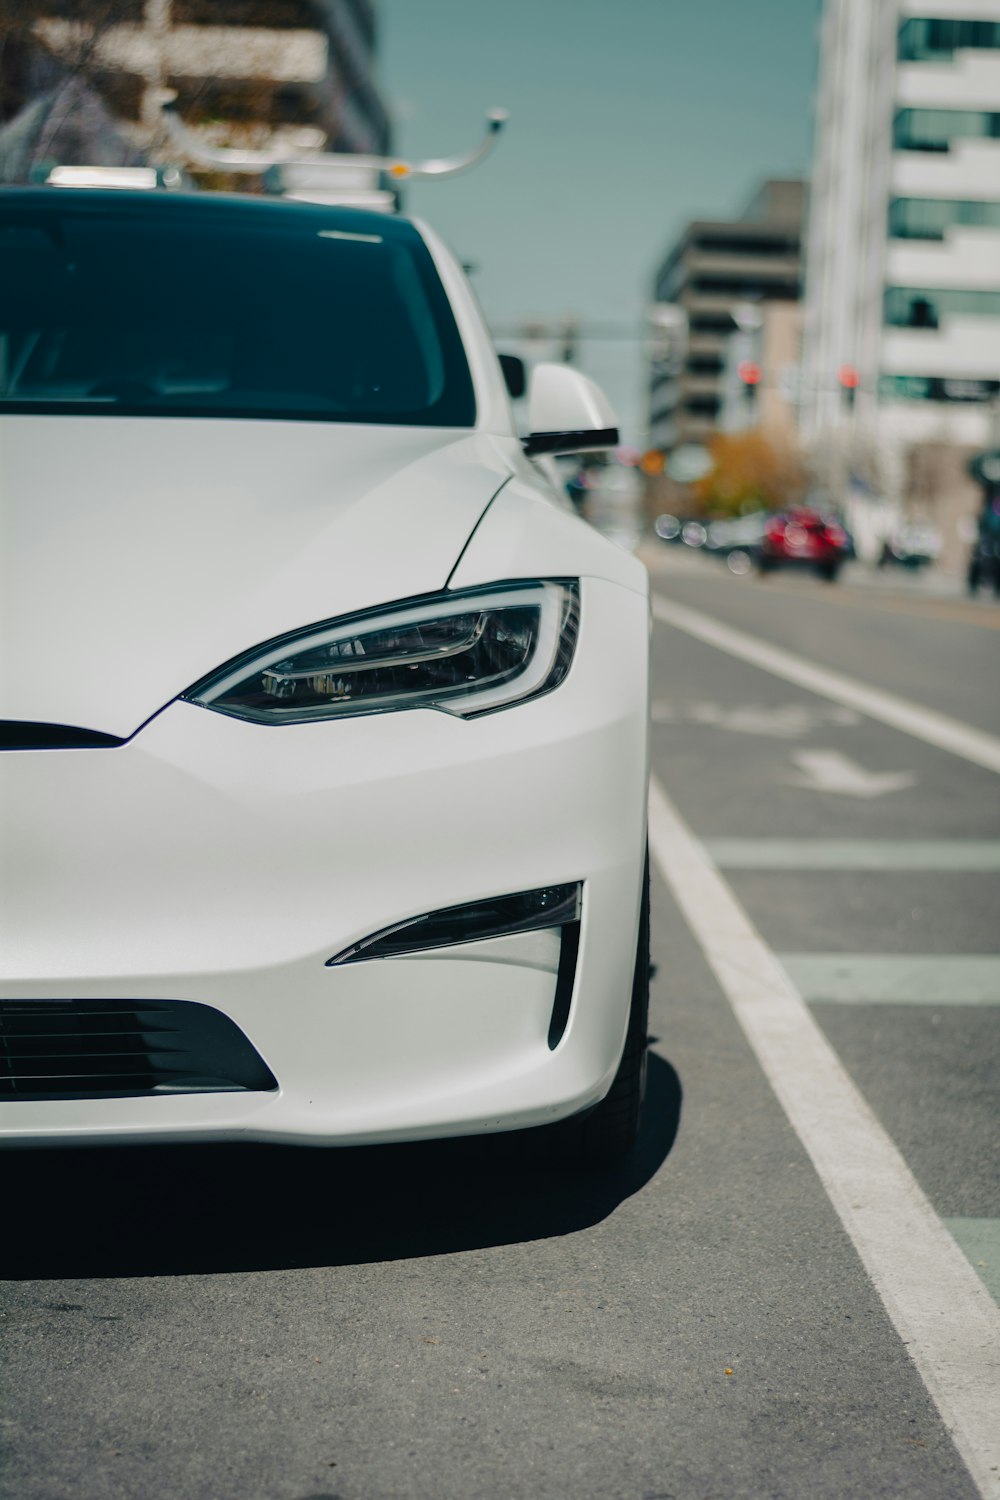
[838,364,859,411]
[737,359,761,416]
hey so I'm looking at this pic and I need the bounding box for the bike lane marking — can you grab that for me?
[652,594,1000,775]
[648,774,1000,1500]
[705,839,1000,870]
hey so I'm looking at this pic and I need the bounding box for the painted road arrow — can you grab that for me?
[790,749,917,798]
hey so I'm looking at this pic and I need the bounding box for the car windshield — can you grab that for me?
[0,192,475,426]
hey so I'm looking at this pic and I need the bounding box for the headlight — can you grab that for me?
[183,580,579,724]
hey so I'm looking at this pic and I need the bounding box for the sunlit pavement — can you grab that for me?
[2,550,998,1500]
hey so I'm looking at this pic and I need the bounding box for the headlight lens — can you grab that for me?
[184,580,579,724]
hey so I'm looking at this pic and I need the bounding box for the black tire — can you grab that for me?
[561,852,650,1169]
[818,560,841,582]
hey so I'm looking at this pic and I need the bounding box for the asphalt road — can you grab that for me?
[3,547,998,1500]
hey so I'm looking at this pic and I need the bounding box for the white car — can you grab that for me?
[0,186,650,1165]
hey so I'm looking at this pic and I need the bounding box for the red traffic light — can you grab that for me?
[838,364,860,390]
[737,360,762,386]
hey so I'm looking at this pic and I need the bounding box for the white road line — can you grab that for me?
[652,594,1000,775]
[648,776,1000,1500]
[705,839,1000,871]
[780,954,1000,1006]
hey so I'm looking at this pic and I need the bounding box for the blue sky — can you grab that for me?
[376,0,821,441]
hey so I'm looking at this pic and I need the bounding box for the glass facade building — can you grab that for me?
[801,0,1000,566]
[803,0,1000,422]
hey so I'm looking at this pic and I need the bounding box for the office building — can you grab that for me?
[801,0,1000,562]
[648,180,804,455]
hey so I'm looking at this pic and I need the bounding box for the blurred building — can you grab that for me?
[0,0,391,181]
[717,300,803,446]
[801,0,1000,565]
[648,180,804,456]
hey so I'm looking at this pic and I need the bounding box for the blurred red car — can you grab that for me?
[759,508,849,581]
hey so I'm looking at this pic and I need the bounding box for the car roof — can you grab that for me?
[0,186,419,243]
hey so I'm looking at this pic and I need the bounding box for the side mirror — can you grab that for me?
[523,363,618,456]
[498,352,526,400]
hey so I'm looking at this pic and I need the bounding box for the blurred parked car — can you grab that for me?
[759,507,849,581]
[653,514,712,549]
[588,462,643,552]
[705,512,768,574]
[681,520,708,549]
[878,524,941,571]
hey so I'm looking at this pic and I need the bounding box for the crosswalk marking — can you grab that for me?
[706,839,1000,871]
[780,955,1000,1005]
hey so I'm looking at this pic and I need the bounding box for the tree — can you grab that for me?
[693,430,806,517]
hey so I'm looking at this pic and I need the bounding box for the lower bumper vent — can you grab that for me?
[0,999,277,1101]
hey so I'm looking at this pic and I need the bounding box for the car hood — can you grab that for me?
[1,417,512,738]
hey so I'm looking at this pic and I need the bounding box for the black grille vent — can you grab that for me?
[0,999,277,1100]
[0,721,126,751]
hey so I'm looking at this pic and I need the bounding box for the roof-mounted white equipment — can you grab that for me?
[31,163,191,191]
[157,95,507,211]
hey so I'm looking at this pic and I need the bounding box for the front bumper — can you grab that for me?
[1,576,649,1147]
